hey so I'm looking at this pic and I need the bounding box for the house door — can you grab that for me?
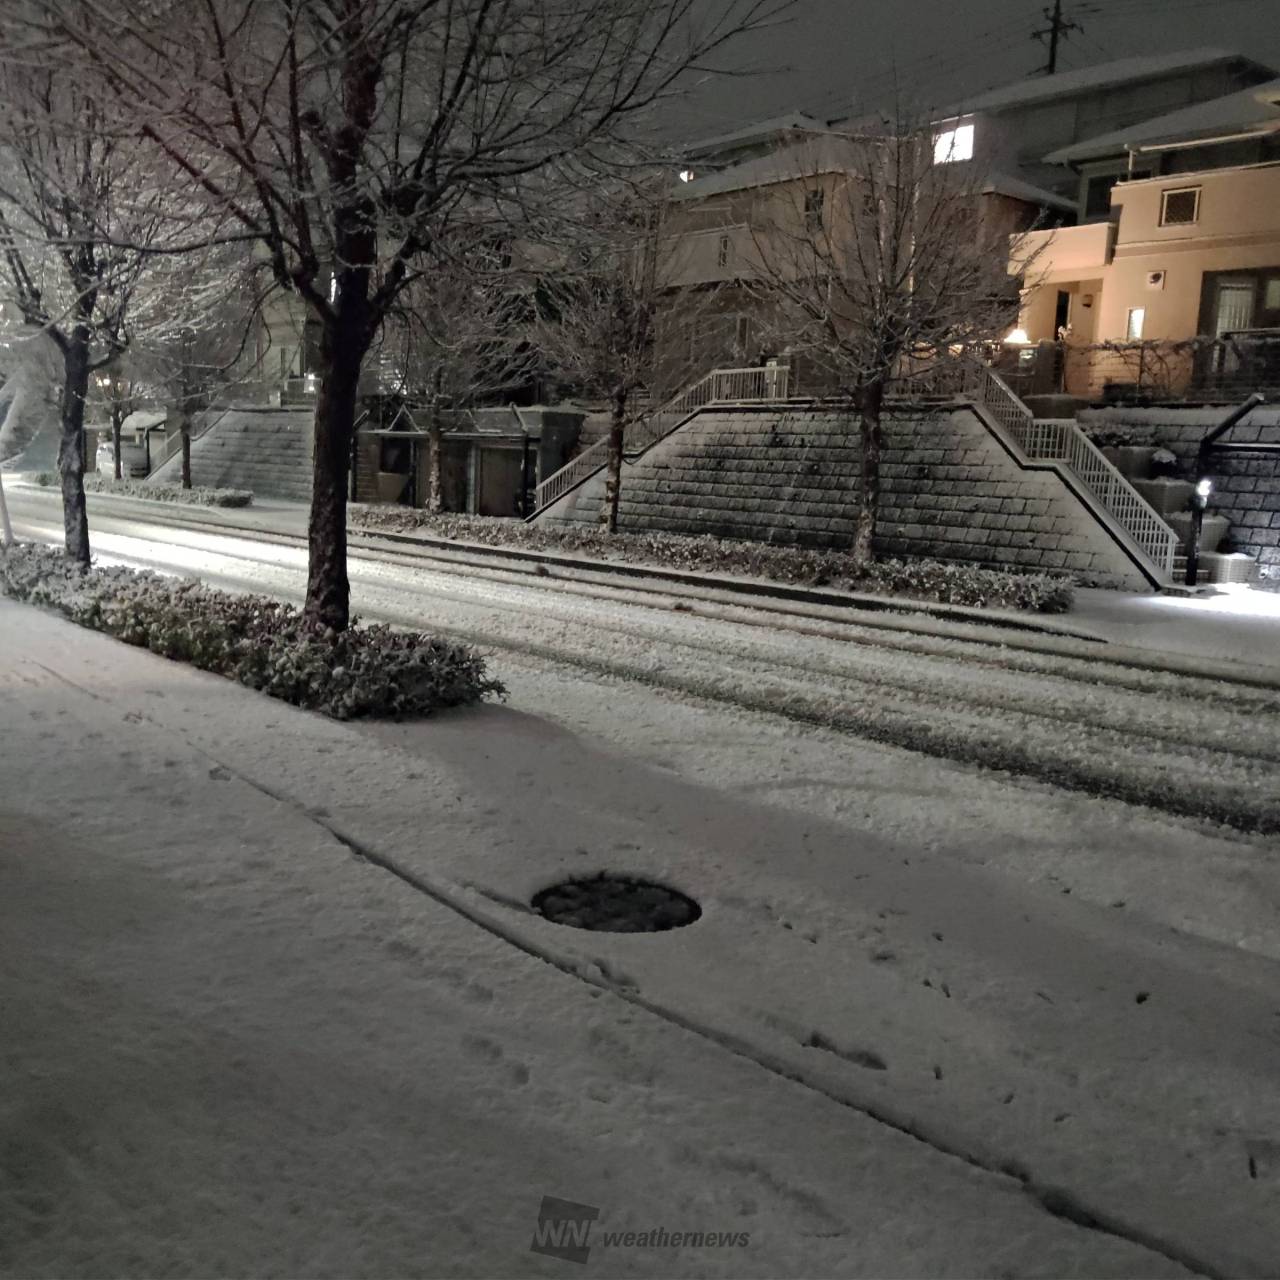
[1213,279,1256,336]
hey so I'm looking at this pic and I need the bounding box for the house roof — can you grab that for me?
[1043,77,1280,164]
[943,48,1272,118]
[981,171,1077,212]
[681,112,825,160]
[672,132,861,199]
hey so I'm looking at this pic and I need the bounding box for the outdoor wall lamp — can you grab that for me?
[1184,477,1213,588]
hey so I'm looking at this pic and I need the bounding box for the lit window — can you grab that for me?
[1160,187,1200,226]
[678,169,695,183]
[933,120,975,165]
[1126,307,1146,340]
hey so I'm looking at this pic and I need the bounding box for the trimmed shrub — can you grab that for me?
[0,543,504,719]
[30,472,253,507]
[351,508,1075,614]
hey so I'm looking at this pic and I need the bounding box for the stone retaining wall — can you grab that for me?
[1078,407,1280,582]
[541,404,1149,588]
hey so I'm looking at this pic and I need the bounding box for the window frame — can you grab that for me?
[1159,186,1201,227]
[933,119,975,165]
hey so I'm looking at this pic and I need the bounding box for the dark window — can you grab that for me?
[1160,187,1200,226]
[1084,175,1114,219]
[716,234,730,268]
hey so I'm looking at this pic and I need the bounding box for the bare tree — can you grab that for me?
[532,183,719,531]
[136,249,266,488]
[84,357,144,480]
[741,124,1032,563]
[0,57,168,562]
[37,0,787,626]
[379,238,531,513]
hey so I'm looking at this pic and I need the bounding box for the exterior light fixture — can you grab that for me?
[1004,328,1031,345]
[1185,476,1213,587]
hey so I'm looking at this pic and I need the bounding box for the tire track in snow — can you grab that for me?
[16,510,1280,834]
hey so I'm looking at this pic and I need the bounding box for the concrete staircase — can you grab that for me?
[149,407,313,501]
[1102,446,1257,585]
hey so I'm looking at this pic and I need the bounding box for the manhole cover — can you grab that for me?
[532,874,701,933]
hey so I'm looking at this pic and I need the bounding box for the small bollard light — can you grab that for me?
[1185,477,1213,587]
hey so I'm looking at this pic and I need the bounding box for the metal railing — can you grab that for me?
[532,364,791,513]
[964,367,1178,581]
[148,408,232,475]
[1005,331,1280,402]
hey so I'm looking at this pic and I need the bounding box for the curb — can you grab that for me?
[347,525,1100,641]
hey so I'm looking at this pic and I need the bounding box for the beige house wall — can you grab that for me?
[1018,162,1280,347]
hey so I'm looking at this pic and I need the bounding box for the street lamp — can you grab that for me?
[1185,476,1212,587]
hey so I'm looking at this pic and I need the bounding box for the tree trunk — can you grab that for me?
[600,390,626,533]
[305,334,364,631]
[0,468,13,549]
[57,329,92,566]
[110,403,124,481]
[426,371,444,514]
[851,379,884,567]
[180,406,193,489]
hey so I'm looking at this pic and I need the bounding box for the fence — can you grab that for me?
[1058,332,1280,402]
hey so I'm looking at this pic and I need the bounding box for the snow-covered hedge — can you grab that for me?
[32,472,253,507]
[0,543,503,719]
[351,509,1075,614]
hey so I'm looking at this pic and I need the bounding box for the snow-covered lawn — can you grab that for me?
[3,599,1278,1276]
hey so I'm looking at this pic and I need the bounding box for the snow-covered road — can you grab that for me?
[5,493,1280,1272]
[9,487,1280,834]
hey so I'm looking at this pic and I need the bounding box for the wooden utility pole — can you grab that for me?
[1033,0,1081,76]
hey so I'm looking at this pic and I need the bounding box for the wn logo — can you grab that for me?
[529,1195,600,1265]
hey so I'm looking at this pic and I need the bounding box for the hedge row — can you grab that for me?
[0,543,503,719]
[351,508,1076,614]
[33,472,254,507]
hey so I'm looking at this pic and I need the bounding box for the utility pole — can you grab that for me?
[1033,0,1081,76]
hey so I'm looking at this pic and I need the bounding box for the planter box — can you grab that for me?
[1132,477,1194,517]
[1101,445,1156,481]
[1166,512,1230,554]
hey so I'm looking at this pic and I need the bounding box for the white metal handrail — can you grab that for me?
[148,408,231,475]
[532,364,791,513]
[966,367,1177,580]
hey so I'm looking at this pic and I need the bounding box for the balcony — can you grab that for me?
[1012,221,1115,284]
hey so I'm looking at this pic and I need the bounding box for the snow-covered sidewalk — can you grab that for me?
[0,600,1192,1279]
[1072,584,1280,673]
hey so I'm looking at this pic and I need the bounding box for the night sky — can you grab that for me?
[665,0,1280,141]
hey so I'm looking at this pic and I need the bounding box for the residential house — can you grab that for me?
[922,47,1275,210]
[1013,76,1280,397]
